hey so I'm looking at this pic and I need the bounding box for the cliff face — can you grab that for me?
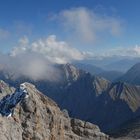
[0,81,109,140]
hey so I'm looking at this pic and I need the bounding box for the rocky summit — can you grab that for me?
[0,81,109,140]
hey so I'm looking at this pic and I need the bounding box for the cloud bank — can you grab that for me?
[110,45,140,57]
[94,45,140,58]
[0,35,85,81]
[11,35,85,64]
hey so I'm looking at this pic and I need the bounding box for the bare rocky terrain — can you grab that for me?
[0,81,109,140]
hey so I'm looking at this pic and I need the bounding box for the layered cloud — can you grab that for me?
[0,52,62,81]
[115,45,140,57]
[56,7,122,42]
[97,45,140,58]
[0,35,85,81]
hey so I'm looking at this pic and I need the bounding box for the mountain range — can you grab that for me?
[119,62,140,85]
[74,62,123,81]
[77,56,140,72]
[0,63,140,139]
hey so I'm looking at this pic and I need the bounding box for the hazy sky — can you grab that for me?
[0,0,140,57]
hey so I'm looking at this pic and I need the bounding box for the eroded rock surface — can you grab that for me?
[0,81,109,140]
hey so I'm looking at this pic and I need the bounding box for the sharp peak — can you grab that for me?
[63,63,77,68]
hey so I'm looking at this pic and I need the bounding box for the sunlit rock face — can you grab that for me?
[0,81,109,140]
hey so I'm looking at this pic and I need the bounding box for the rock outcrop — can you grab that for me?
[0,81,109,140]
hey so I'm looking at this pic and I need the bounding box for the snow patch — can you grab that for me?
[0,83,29,117]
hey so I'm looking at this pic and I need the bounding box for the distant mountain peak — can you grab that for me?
[62,63,83,82]
[119,62,140,85]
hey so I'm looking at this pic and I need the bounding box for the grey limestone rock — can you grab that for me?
[0,81,109,140]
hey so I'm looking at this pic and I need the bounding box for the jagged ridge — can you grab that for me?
[0,81,109,140]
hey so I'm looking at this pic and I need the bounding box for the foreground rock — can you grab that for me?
[0,82,109,140]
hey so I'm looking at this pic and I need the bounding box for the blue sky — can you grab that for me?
[0,0,140,56]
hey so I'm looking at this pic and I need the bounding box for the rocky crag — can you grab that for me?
[0,81,109,140]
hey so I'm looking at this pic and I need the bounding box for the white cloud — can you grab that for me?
[133,45,140,55]
[11,35,85,64]
[11,36,29,56]
[19,36,29,45]
[0,28,10,39]
[57,7,122,42]
[120,45,140,57]
[98,45,140,58]
[0,35,86,81]
[0,52,61,81]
